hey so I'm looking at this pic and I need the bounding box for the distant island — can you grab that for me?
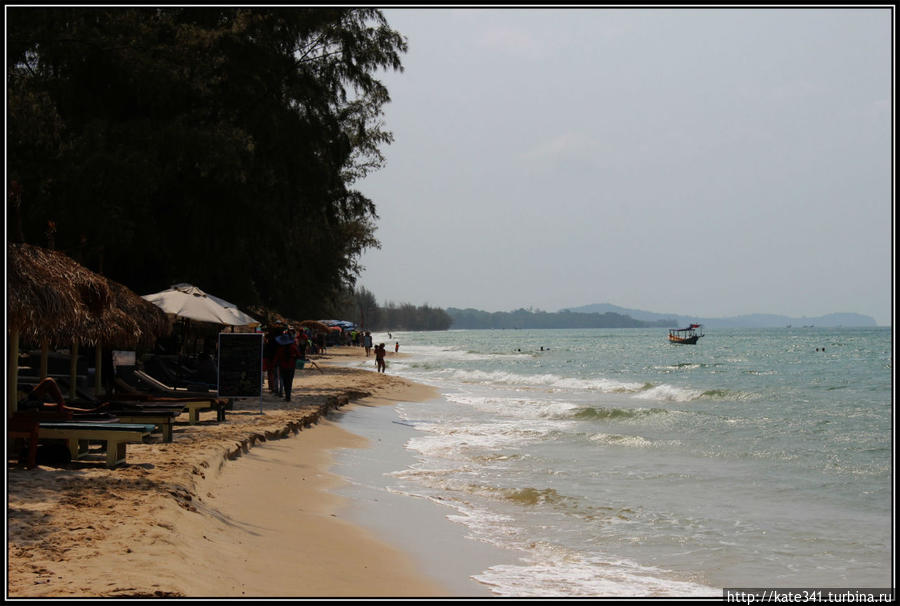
[446,307,673,330]
[562,303,880,328]
[444,304,878,330]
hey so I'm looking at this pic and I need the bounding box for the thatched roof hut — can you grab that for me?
[248,305,295,330]
[298,320,331,334]
[82,281,172,348]
[7,242,172,411]
[8,242,112,345]
[7,242,169,347]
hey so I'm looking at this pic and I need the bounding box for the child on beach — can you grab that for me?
[375,343,386,373]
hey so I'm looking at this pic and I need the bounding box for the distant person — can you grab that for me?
[395,341,399,353]
[363,331,373,357]
[375,343,386,373]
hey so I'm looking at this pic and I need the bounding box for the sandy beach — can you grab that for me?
[6,347,464,598]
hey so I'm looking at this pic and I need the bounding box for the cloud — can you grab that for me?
[476,25,543,58]
[522,132,595,162]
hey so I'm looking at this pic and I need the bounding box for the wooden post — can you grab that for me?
[9,330,20,415]
[69,341,79,401]
[95,344,103,397]
[40,340,50,379]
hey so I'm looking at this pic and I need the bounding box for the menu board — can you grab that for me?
[217,333,263,398]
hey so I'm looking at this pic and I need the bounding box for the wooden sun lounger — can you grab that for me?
[106,409,181,442]
[121,371,228,423]
[38,422,156,467]
[131,369,217,397]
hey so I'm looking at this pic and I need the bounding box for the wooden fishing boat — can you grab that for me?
[668,324,704,344]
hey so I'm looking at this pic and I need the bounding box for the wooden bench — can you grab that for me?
[111,411,179,442]
[38,422,156,467]
[112,400,214,432]
[176,400,220,425]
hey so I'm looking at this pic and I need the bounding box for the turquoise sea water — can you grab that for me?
[339,328,893,596]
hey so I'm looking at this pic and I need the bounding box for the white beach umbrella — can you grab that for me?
[142,283,260,327]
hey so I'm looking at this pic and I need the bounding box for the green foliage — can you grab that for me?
[7,7,405,319]
[379,301,452,332]
[325,287,452,332]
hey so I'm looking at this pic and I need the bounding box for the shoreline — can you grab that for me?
[327,401,525,597]
[6,347,474,598]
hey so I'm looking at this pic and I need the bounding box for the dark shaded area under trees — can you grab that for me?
[7,7,406,320]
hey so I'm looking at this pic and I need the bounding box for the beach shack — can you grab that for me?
[8,241,171,466]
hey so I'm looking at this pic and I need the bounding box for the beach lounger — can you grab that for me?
[37,422,156,467]
[121,370,228,422]
[55,372,227,425]
[86,406,181,442]
[69,397,213,430]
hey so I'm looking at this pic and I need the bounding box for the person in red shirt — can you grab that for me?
[273,331,301,401]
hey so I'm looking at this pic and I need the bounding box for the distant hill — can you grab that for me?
[563,303,879,328]
[446,307,672,330]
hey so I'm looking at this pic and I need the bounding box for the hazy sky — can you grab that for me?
[356,8,893,325]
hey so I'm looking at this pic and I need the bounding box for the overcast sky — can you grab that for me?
[356,8,893,325]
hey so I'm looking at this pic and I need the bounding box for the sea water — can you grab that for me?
[334,328,893,596]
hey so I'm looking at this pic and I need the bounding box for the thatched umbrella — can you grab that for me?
[298,320,330,334]
[101,281,171,349]
[7,242,170,410]
[8,242,112,345]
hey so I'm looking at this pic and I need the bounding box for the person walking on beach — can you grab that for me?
[395,341,399,353]
[363,331,373,356]
[273,331,301,401]
[375,343,386,373]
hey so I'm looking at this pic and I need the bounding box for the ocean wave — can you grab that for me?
[445,393,581,419]
[631,384,705,402]
[404,420,567,458]
[397,344,530,362]
[589,433,660,448]
[473,548,716,597]
[631,384,756,403]
[573,406,669,421]
[441,369,648,393]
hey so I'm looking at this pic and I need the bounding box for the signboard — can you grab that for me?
[217,332,263,398]
[112,350,136,367]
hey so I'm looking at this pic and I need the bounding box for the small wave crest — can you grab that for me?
[442,369,647,393]
[589,433,658,448]
[573,406,669,421]
[631,384,756,402]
